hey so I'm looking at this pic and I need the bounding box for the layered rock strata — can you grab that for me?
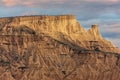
[0,15,119,80]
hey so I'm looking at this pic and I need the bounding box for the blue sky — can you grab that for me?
[0,0,120,47]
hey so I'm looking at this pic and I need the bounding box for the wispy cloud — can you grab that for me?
[106,38,120,47]
[1,0,67,7]
[2,0,20,7]
[85,0,119,3]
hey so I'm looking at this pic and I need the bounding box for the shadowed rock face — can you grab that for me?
[0,15,119,80]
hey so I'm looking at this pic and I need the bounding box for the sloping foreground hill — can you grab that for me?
[0,15,119,80]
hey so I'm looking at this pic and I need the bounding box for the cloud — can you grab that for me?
[85,0,119,3]
[106,38,120,48]
[1,0,120,8]
[2,0,20,7]
[102,23,120,33]
[1,0,67,7]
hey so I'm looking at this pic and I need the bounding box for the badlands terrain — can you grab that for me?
[0,15,119,80]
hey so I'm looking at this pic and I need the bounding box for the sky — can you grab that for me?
[0,0,120,47]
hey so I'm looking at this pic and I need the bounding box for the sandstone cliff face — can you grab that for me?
[0,15,119,80]
[0,15,119,53]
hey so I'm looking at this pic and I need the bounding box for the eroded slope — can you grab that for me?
[0,34,120,80]
[0,15,119,80]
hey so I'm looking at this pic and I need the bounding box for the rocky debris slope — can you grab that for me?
[0,15,119,80]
